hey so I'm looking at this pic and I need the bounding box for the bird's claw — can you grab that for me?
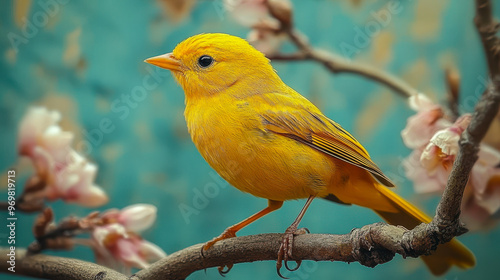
[201,229,237,257]
[218,264,234,276]
[276,226,309,278]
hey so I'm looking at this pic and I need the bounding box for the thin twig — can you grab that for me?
[445,68,461,120]
[475,0,500,78]
[265,3,419,98]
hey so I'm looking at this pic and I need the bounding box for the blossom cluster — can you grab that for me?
[224,0,291,55]
[18,107,166,273]
[402,94,500,230]
[91,204,166,274]
[19,107,108,207]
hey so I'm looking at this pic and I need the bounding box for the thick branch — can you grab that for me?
[0,222,434,280]
[129,224,439,280]
[0,248,127,280]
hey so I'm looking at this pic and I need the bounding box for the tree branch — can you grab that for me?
[0,223,454,280]
[0,248,128,280]
[129,223,437,280]
[475,0,500,78]
[266,12,419,98]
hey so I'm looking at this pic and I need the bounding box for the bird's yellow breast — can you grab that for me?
[185,93,336,201]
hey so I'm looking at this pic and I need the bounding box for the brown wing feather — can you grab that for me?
[311,133,395,187]
[262,110,394,188]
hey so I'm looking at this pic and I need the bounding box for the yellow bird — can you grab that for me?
[145,33,475,276]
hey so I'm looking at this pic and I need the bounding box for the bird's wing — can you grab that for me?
[256,92,395,188]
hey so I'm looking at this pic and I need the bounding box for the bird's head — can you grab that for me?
[145,33,282,99]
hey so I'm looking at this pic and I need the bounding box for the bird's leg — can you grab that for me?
[202,200,283,276]
[277,195,315,278]
[203,199,283,251]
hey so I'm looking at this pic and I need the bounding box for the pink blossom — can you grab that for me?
[461,200,496,230]
[91,205,166,274]
[401,94,452,149]
[420,115,471,173]
[247,27,286,56]
[224,0,274,27]
[464,146,500,230]
[45,151,108,207]
[224,0,291,55]
[403,149,446,194]
[101,204,158,233]
[18,107,64,156]
[18,107,108,207]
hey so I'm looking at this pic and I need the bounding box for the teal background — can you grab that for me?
[1,0,500,279]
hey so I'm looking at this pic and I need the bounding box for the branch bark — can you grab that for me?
[475,0,500,78]
[1,1,500,280]
[0,223,454,280]
[0,248,128,280]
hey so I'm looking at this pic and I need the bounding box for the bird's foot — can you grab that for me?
[276,226,310,278]
[201,229,237,275]
[202,228,237,254]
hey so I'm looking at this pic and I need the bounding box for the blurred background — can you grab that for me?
[1,0,500,279]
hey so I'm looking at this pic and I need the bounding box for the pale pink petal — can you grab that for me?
[116,238,149,269]
[468,145,500,195]
[40,126,74,164]
[101,208,120,221]
[477,144,500,166]
[420,144,443,172]
[401,94,452,149]
[454,114,472,130]
[49,155,108,207]
[401,112,451,149]
[476,184,500,215]
[89,219,165,274]
[429,129,460,156]
[118,204,157,233]
[403,150,445,194]
[408,93,436,111]
[461,199,499,231]
[31,146,57,182]
[73,185,109,207]
[18,107,61,156]
[92,224,128,246]
[92,239,122,272]
[224,0,272,27]
[247,28,286,56]
[138,240,167,262]
[470,162,494,196]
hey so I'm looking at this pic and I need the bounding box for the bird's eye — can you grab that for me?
[197,55,214,68]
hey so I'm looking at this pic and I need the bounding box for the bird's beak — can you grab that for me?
[144,53,181,72]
